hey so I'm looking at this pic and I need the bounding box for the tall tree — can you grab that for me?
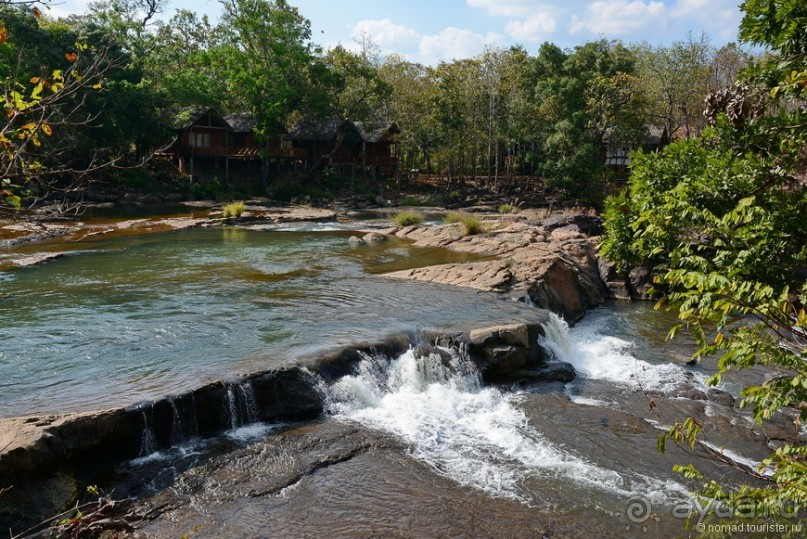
[217,0,316,188]
[634,34,714,138]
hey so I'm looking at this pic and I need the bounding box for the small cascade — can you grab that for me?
[539,311,693,391]
[326,341,689,505]
[168,398,183,444]
[225,385,239,430]
[237,381,259,424]
[139,405,158,456]
[223,381,260,430]
[539,312,571,361]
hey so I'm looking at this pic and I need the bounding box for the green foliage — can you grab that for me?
[222,201,245,219]
[392,210,424,227]
[498,203,517,214]
[399,196,421,206]
[602,0,807,521]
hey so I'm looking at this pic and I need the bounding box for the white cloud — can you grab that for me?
[419,27,504,65]
[569,1,667,35]
[505,10,557,42]
[351,19,420,50]
[350,20,503,65]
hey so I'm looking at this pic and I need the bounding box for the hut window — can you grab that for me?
[191,133,211,148]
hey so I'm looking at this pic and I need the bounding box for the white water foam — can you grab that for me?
[542,313,694,392]
[327,346,688,505]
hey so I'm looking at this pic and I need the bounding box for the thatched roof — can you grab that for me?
[602,125,668,146]
[288,119,397,143]
[354,122,399,143]
[175,108,229,130]
[223,114,258,133]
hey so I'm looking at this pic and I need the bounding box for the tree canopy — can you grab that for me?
[601,0,806,523]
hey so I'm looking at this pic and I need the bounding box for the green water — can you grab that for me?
[0,226,535,417]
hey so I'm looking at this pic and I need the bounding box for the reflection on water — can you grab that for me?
[0,227,535,417]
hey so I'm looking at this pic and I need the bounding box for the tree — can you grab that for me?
[217,0,317,188]
[1,5,122,211]
[378,55,438,174]
[532,39,636,203]
[634,34,714,139]
[601,0,807,526]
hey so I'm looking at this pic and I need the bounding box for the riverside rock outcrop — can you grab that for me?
[383,215,609,322]
[0,319,570,530]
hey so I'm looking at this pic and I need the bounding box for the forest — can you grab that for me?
[2,0,750,211]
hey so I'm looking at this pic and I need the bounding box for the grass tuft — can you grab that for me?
[392,210,425,227]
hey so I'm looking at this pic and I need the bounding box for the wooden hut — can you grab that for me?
[602,125,669,171]
[287,119,398,177]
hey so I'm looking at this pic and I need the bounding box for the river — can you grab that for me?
[1,219,797,537]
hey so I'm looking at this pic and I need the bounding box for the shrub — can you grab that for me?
[498,204,517,214]
[222,201,246,219]
[461,214,484,235]
[392,210,424,227]
[445,212,484,235]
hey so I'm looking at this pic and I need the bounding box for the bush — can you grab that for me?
[222,201,246,219]
[399,197,421,206]
[392,210,424,227]
[498,204,517,214]
[445,212,484,235]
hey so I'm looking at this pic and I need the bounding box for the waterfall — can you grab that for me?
[224,381,260,430]
[237,381,259,424]
[325,343,688,505]
[168,398,183,444]
[225,385,239,429]
[538,312,571,361]
[139,406,157,457]
[539,311,692,391]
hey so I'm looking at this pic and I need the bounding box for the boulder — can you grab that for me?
[362,232,388,244]
[628,265,654,299]
[389,217,610,320]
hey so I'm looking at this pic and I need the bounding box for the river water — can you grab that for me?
[0,226,539,416]
[2,222,796,537]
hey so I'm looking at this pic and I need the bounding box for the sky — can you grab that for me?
[48,0,746,65]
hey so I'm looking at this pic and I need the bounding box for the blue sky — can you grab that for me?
[49,0,745,64]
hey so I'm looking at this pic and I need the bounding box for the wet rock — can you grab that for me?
[249,368,324,421]
[628,265,654,299]
[466,320,552,380]
[506,362,577,385]
[707,389,736,408]
[348,235,364,245]
[362,232,387,244]
[12,252,67,267]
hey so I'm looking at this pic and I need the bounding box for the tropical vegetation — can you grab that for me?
[1,0,754,212]
[601,0,806,525]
